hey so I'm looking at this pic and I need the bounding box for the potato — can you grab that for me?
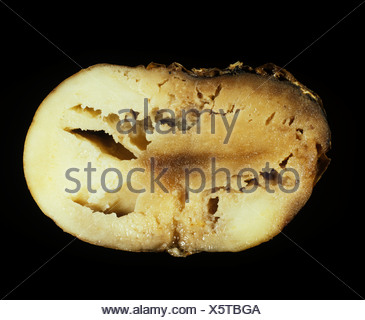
[23,62,330,256]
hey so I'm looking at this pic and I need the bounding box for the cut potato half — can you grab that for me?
[24,62,330,256]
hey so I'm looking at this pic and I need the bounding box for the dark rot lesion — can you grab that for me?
[128,119,152,151]
[70,104,102,117]
[279,153,293,169]
[207,197,220,223]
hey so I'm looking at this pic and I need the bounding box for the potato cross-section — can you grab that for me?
[24,62,330,256]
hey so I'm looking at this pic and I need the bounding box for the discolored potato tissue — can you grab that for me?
[23,62,331,256]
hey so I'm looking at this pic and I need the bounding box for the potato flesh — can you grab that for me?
[23,63,330,256]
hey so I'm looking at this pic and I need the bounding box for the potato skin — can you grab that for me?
[24,62,330,256]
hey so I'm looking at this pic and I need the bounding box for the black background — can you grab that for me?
[1,1,364,299]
